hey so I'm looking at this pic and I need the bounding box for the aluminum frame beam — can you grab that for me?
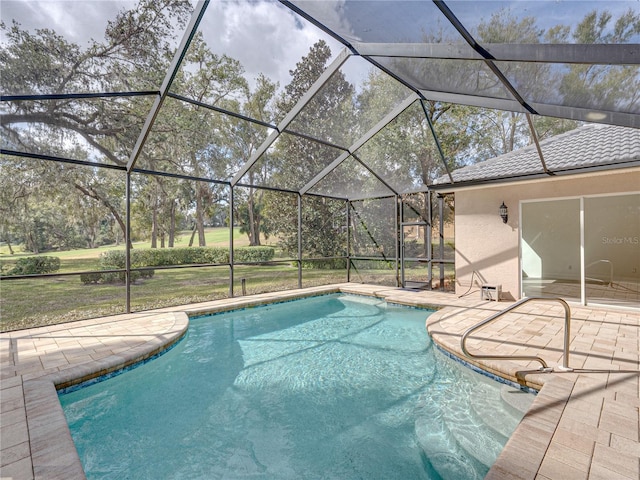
[126,0,210,172]
[419,89,640,129]
[418,90,527,112]
[525,113,553,175]
[355,43,640,65]
[433,0,537,115]
[2,91,159,102]
[420,99,454,184]
[230,48,352,186]
[532,103,640,129]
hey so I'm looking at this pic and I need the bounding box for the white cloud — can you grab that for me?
[198,0,344,92]
[2,0,349,93]
[1,1,134,45]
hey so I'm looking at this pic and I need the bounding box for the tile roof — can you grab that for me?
[432,124,640,186]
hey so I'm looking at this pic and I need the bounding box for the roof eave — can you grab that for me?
[428,159,640,191]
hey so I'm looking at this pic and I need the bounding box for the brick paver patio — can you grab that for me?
[1,284,638,479]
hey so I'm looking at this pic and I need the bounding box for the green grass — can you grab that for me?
[0,263,350,332]
[0,227,251,259]
[0,227,263,273]
[0,229,454,332]
[0,261,454,332]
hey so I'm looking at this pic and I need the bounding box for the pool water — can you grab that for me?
[60,294,533,479]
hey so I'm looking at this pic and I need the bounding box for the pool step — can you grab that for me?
[416,382,534,473]
[415,401,486,480]
[469,383,530,440]
[500,384,535,417]
[415,354,536,476]
[446,401,510,469]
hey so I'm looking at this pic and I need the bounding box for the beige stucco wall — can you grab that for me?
[451,167,640,301]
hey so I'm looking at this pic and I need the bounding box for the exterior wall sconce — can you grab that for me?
[499,202,508,223]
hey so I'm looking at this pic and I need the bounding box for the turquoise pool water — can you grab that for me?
[60,294,533,479]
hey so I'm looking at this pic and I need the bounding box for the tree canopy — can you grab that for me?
[2,1,634,254]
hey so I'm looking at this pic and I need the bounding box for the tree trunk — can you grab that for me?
[168,200,176,248]
[151,205,158,248]
[247,184,261,246]
[188,224,197,247]
[508,112,518,153]
[5,235,14,255]
[195,185,206,247]
[27,231,39,254]
[151,186,158,249]
[73,183,130,248]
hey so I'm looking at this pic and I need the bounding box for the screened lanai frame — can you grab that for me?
[1,0,639,324]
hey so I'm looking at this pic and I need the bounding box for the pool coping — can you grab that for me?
[1,283,638,479]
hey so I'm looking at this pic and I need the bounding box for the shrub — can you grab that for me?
[99,247,233,268]
[80,246,275,284]
[234,247,275,263]
[79,272,102,284]
[79,251,150,285]
[6,256,61,275]
[351,259,394,270]
[301,258,347,269]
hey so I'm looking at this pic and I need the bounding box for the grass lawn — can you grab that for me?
[0,227,266,273]
[0,227,250,257]
[0,229,453,332]
[0,262,351,332]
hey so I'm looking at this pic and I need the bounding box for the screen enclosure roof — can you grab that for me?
[2,0,639,200]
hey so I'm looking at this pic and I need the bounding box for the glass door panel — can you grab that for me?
[521,199,581,300]
[584,194,640,307]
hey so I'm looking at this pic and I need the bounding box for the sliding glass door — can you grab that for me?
[521,199,581,302]
[521,193,639,308]
[584,194,639,307]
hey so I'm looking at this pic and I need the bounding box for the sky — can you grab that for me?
[2,0,637,102]
[0,0,355,93]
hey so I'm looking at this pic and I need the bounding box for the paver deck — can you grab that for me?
[1,283,638,479]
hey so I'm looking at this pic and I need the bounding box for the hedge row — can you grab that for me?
[80,246,275,284]
[300,259,348,269]
[3,256,61,276]
[97,246,275,268]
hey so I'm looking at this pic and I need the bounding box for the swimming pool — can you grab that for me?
[60,293,533,479]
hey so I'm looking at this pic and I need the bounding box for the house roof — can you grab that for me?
[431,124,640,188]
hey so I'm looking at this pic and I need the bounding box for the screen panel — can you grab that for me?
[497,62,640,115]
[1,1,193,95]
[136,96,272,180]
[239,133,345,191]
[447,1,640,45]
[301,196,347,259]
[1,96,155,167]
[287,57,415,149]
[350,197,397,259]
[288,1,462,44]
[309,156,394,200]
[355,100,439,193]
[169,0,345,125]
[130,265,230,312]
